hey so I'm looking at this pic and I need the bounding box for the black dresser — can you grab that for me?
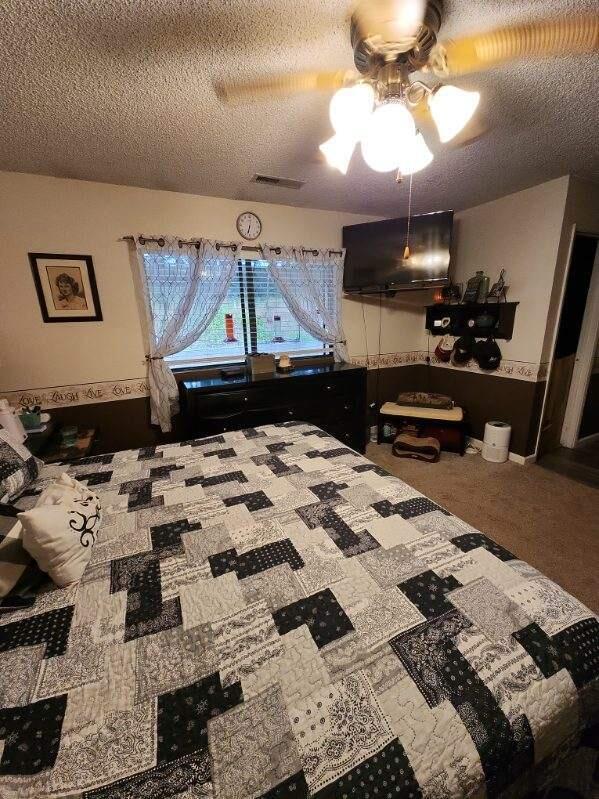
[180,362,367,453]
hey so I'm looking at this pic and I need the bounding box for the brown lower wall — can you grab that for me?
[368,364,546,457]
[47,397,180,454]
[47,363,546,458]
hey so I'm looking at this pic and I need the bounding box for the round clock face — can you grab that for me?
[236,211,262,241]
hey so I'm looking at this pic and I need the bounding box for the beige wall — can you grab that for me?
[448,176,570,367]
[0,171,577,402]
[0,171,384,394]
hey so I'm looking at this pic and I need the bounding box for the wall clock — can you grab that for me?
[236,211,262,241]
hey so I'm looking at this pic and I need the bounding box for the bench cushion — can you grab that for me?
[381,402,464,422]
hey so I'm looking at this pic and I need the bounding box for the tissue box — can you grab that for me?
[246,354,275,376]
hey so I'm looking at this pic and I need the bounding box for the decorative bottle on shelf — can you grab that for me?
[463,271,484,303]
[477,274,490,303]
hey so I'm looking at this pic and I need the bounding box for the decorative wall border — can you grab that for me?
[349,351,548,383]
[3,378,150,410]
[2,352,548,410]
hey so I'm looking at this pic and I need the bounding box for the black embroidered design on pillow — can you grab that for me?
[68,494,102,548]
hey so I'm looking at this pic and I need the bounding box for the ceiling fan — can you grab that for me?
[215,0,598,178]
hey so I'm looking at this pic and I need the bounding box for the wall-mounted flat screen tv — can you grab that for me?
[342,210,453,292]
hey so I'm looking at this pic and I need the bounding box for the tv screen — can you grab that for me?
[342,210,453,292]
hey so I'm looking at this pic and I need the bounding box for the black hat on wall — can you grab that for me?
[474,338,502,370]
[452,336,474,365]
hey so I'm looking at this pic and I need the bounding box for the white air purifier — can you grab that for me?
[482,421,511,463]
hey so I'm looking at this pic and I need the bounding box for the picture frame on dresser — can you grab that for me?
[28,252,103,323]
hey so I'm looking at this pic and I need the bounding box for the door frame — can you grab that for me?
[560,234,599,447]
[534,224,576,458]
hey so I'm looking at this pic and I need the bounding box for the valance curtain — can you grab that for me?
[134,235,239,432]
[264,246,348,362]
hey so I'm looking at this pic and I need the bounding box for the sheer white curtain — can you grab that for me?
[264,246,348,362]
[134,235,239,432]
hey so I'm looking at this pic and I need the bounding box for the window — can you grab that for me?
[164,259,330,367]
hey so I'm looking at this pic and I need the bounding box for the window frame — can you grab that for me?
[164,257,332,368]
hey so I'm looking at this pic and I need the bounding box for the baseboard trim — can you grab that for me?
[467,437,536,466]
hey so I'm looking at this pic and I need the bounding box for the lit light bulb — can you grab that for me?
[329,83,375,137]
[361,100,416,172]
[428,85,480,143]
[398,132,433,175]
[319,134,357,174]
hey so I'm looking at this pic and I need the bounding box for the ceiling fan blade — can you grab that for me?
[353,0,426,44]
[429,15,599,76]
[215,70,358,102]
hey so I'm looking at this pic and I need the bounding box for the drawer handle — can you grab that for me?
[324,384,332,391]
[244,396,249,402]
[288,409,294,416]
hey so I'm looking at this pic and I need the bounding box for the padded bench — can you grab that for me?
[378,402,469,455]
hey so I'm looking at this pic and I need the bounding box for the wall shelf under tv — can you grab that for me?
[425,302,519,340]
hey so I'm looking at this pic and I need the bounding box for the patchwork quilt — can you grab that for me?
[1,422,598,799]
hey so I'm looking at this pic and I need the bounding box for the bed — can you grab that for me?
[1,422,597,799]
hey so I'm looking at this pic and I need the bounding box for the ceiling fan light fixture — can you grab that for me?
[398,132,434,175]
[329,83,375,137]
[361,99,416,173]
[319,133,357,174]
[428,84,480,143]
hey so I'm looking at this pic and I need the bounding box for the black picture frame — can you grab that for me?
[28,252,103,323]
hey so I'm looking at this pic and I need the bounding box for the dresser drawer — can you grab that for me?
[193,386,293,418]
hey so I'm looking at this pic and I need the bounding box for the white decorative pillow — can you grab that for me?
[37,472,92,506]
[18,475,102,588]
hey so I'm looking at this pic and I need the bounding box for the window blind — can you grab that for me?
[166,259,329,366]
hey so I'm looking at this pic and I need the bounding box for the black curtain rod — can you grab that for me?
[122,236,341,256]
[121,235,250,252]
[268,246,343,256]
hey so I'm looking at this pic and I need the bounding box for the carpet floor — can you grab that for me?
[366,444,599,613]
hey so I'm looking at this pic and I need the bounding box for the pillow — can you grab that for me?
[0,504,46,609]
[37,472,93,506]
[18,477,102,588]
[0,429,40,503]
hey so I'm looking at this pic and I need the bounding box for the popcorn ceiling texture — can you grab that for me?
[0,0,597,216]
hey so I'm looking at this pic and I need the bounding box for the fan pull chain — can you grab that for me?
[403,174,413,260]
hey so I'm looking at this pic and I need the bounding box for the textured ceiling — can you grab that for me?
[0,0,597,217]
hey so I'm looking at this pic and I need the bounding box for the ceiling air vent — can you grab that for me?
[251,174,304,190]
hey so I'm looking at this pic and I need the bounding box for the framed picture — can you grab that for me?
[28,253,103,323]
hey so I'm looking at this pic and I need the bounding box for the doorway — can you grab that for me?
[538,233,599,486]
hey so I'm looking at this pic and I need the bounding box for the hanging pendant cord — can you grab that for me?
[405,174,413,258]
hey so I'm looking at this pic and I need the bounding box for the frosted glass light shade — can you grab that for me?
[429,85,480,143]
[361,101,416,172]
[329,83,375,137]
[319,133,357,174]
[398,132,433,175]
